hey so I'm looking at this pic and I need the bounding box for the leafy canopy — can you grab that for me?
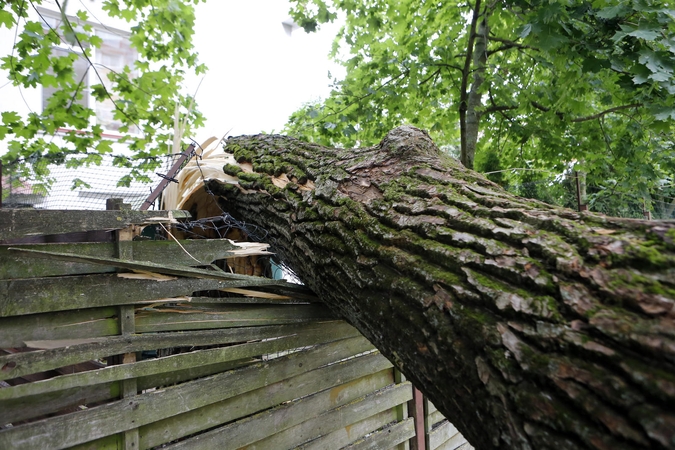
[284,0,675,215]
[0,0,206,185]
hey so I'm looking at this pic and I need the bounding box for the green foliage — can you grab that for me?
[285,0,675,217]
[1,0,206,184]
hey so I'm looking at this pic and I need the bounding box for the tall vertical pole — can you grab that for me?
[575,171,587,212]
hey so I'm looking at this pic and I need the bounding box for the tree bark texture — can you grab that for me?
[207,126,675,450]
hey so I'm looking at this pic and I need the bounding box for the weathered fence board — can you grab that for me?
[297,409,401,450]
[0,321,356,385]
[134,303,334,332]
[0,274,275,317]
[8,247,291,285]
[138,357,393,450]
[0,209,190,240]
[434,431,469,450]
[0,207,468,450]
[0,321,356,391]
[429,421,460,450]
[0,307,119,348]
[230,382,413,450]
[164,378,412,450]
[0,238,258,279]
[0,337,374,449]
[344,418,417,450]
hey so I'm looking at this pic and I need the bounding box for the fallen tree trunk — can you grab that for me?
[208,126,675,450]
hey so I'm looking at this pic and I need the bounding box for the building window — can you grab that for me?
[40,12,138,134]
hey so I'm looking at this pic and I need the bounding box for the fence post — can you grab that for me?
[394,369,411,450]
[107,198,140,449]
[408,386,427,450]
[575,171,588,212]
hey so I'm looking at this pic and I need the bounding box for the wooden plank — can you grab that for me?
[134,303,334,333]
[0,239,267,280]
[162,380,412,450]
[0,307,119,349]
[1,321,355,393]
[0,322,359,392]
[0,382,119,425]
[427,410,446,428]
[453,443,474,450]
[342,418,416,450]
[297,409,399,450]
[7,247,304,289]
[0,336,375,450]
[1,358,255,425]
[0,273,288,318]
[142,360,394,449]
[188,295,318,304]
[0,209,190,240]
[0,321,358,389]
[428,420,459,450]
[136,358,257,392]
[434,432,468,450]
[236,382,412,450]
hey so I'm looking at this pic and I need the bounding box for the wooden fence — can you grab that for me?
[0,209,469,450]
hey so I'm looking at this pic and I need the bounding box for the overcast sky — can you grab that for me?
[188,1,343,142]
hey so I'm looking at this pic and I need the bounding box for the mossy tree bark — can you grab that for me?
[209,126,675,450]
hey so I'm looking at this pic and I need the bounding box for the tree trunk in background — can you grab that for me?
[210,126,675,450]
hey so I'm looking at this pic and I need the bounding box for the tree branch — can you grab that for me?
[531,101,643,122]
[482,104,518,114]
[489,36,539,51]
[570,103,642,122]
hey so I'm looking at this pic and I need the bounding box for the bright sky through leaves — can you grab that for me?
[187,1,343,140]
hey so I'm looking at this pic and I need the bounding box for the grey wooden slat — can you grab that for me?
[0,239,248,279]
[141,359,394,449]
[0,307,119,348]
[7,247,301,288]
[162,380,413,450]
[0,273,287,318]
[0,358,257,425]
[297,409,399,450]
[434,432,468,450]
[0,209,190,240]
[234,382,413,450]
[134,303,334,333]
[0,383,119,425]
[341,418,416,450]
[0,321,357,389]
[187,296,318,304]
[0,336,374,450]
[427,398,438,414]
[428,420,460,450]
[427,410,446,429]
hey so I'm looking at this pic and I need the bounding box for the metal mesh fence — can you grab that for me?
[501,176,675,220]
[3,153,674,220]
[1,154,178,210]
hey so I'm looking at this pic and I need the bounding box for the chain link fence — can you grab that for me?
[500,175,675,220]
[3,154,674,220]
[1,153,181,210]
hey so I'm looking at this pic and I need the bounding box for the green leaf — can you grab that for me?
[0,10,15,28]
[519,23,532,39]
[596,5,629,19]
